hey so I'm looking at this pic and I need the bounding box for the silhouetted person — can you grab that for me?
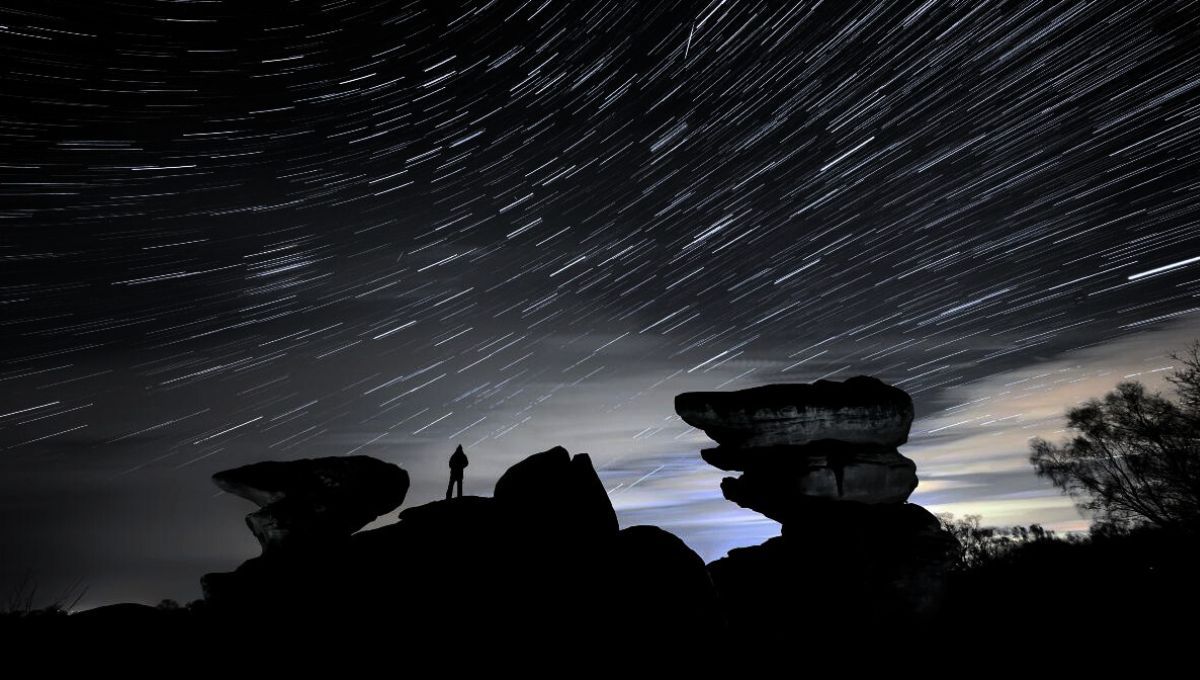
[446,444,468,499]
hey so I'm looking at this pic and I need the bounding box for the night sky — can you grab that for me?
[3,1,1200,608]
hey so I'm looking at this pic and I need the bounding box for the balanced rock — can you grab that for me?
[212,455,409,553]
[675,375,913,448]
[678,376,960,633]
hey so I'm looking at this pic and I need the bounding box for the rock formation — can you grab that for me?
[493,445,619,540]
[57,384,962,650]
[200,445,721,645]
[211,455,410,553]
[702,440,918,520]
[677,377,919,520]
[675,375,914,448]
[678,376,959,640]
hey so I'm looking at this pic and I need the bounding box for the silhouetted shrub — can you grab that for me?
[937,513,1062,570]
[1,573,85,619]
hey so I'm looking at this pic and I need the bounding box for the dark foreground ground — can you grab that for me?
[5,520,1198,668]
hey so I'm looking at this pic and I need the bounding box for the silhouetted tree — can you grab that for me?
[1030,341,1200,531]
[937,513,1058,569]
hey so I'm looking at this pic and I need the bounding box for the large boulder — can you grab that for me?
[675,375,914,448]
[708,503,959,642]
[493,445,618,541]
[610,525,723,640]
[212,456,409,553]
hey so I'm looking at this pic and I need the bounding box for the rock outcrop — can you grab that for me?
[677,375,959,640]
[212,456,410,553]
[61,382,963,649]
[610,525,724,639]
[678,377,920,518]
[200,445,720,645]
[707,502,959,637]
[493,445,619,540]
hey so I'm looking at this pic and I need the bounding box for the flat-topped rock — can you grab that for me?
[675,376,914,448]
[212,456,409,553]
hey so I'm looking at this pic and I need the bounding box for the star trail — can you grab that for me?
[3,1,1200,606]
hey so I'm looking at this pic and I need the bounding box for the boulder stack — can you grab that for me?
[677,376,959,639]
[676,376,918,522]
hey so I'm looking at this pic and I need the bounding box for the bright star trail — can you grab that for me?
[2,1,1199,607]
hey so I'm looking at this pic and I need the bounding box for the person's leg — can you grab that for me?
[446,476,454,500]
[456,476,463,497]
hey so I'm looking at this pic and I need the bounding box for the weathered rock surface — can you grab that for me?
[699,439,898,471]
[675,375,914,448]
[703,443,919,519]
[212,456,409,553]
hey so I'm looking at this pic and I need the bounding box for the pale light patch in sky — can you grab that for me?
[908,318,1200,532]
